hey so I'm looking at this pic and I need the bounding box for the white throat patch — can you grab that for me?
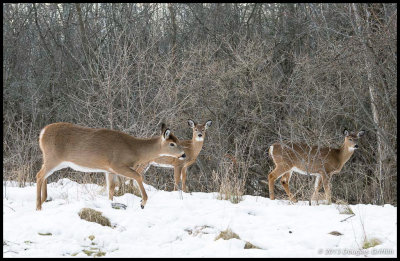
[150,162,174,169]
[159,154,174,157]
[348,147,356,152]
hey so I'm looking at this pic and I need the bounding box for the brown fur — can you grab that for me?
[268,130,365,204]
[108,120,212,196]
[36,122,185,210]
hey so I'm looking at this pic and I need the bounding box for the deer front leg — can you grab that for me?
[106,173,118,201]
[110,165,148,209]
[280,171,297,202]
[181,166,189,192]
[173,166,183,191]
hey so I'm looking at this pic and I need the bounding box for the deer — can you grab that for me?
[267,129,365,204]
[107,119,212,198]
[35,122,186,210]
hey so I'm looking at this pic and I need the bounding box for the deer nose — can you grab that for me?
[180,153,186,159]
[354,144,359,149]
[198,134,203,137]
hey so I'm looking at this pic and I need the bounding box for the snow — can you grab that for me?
[3,178,397,257]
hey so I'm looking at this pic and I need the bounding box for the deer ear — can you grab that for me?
[357,130,365,137]
[163,128,171,140]
[161,123,167,134]
[188,119,195,128]
[205,120,212,129]
[343,129,349,136]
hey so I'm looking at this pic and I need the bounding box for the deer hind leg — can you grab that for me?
[36,165,46,210]
[41,179,48,205]
[36,160,61,210]
[311,175,323,204]
[321,174,332,204]
[110,165,148,209]
[268,165,291,200]
[173,166,183,191]
[280,171,297,202]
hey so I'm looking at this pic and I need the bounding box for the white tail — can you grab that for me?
[36,122,186,210]
[268,129,365,204]
[108,119,212,197]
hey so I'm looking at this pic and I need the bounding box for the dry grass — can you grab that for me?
[335,199,354,215]
[38,232,52,236]
[78,208,111,227]
[244,241,262,249]
[215,228,241,241]
[82,248,106,257]
[362,237,382,249]
[212,156,249,204]
[215,228,262,249]
[185,225,213,237]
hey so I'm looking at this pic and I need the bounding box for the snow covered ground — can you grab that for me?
[3,178,397,257]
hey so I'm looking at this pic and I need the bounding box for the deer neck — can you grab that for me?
[132,136,164,164]
[190,135,204,157]
[337,142,355,170]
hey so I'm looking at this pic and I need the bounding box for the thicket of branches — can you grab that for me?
[3,3,397,204]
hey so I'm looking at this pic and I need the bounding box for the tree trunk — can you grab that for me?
[351,3,387,204]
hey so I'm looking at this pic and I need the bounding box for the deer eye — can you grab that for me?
[170,143,176,147]
[349,138,353,141]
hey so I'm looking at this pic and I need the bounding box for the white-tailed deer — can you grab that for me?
[268,130,365,204]
[107,119,212,198]
[36,122,186,210]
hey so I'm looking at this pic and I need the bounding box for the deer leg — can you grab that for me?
[110,165,148,209]
[106,173,118,201]
[36,166,46,210]
[41,179,48,204]
[36,161,60,210]
[173,166,183,191]
[311,175,323,204]
[128,164,148,193]
[268,165,291,200]
[321,174,332,204]
[181,166,189,192]
[135,163,148,176]
[280,171,297,202]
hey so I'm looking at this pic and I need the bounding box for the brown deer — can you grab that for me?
[268,130,365,204]
[36,122,186,210]
[107,119,212,198]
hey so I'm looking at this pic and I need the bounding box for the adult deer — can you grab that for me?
[36,122,186,210]
[108,119,212,198]
[268,130,365,204]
